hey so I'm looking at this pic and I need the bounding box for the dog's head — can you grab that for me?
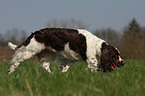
[100,42,125,72]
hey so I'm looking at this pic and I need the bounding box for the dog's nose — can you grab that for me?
[117,61,125,67]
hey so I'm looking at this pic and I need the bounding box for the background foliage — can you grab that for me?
[0,18,145,60]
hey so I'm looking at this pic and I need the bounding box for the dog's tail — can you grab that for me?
[8,42,18,50]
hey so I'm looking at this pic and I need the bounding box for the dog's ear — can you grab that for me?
[101,42,110,57]
[101,42,108,49]
[100,42,113,72]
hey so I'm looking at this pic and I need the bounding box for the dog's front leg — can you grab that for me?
[57,56,73,73]
[86,57,99,72]
[37,50,57,73]
[62,64,71,72]
[41,61,52,73]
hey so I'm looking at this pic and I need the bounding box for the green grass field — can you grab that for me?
[0,60,145,96]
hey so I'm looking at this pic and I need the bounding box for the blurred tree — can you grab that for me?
[0,28,27,47]
[20,30,27,44]
[124,18,141,38]
[94,28,121,47]
[5,28,19,44]
[139,27,145,59]
[0,33,6,46]
[47,18,88,29]
[121,18,142,59]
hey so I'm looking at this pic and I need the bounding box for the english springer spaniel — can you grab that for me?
[8,28,125,74]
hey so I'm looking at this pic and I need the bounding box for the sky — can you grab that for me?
[0,0,145,34]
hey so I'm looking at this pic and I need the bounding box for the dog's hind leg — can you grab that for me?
[37,49,56,73]
[57,56,74,72]
[8,38,45,74]
[62,64,71,72]
[8,50,36,74]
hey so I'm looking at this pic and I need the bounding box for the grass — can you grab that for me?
[0,60,145,96]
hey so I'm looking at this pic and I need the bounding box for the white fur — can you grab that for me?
[78,29,105,71]
[41,62,51,73]
[8,37,45,74]
[8,42,17,50]
[62,65,70,72]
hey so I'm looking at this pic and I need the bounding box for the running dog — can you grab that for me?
[8,28,125,74]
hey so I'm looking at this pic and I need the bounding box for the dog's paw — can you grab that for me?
[8,69,13,74]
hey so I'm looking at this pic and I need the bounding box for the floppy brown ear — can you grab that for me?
[101,42,108,49]
[100,42,113,72]
[101,42,110,59]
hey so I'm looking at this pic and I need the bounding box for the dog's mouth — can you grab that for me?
[111,61,125,70]
[98,60,125,72]
[116,61,125,67]
[98,63,117,72]
[111,63,117,70]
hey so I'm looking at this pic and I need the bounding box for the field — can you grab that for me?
[0,60,145,96]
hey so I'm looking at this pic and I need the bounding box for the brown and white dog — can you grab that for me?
[8,28,125,74]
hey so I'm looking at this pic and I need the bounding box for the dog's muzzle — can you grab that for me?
[116,60,125,67]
